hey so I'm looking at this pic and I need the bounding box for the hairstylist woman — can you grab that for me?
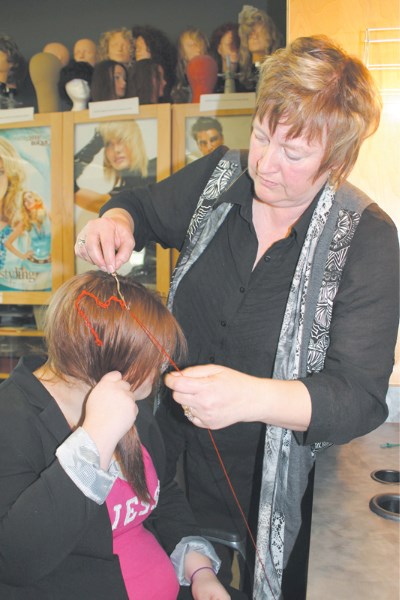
[75,36,399,599]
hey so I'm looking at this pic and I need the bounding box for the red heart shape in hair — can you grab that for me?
[75,290,125,346]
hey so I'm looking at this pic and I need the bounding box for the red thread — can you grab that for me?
[207,429,272,596]
[75,288,274,597]
[75,290,125,346]
[76,290,182,371]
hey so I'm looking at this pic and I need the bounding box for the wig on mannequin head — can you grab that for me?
[127,58,166,104]
[171,27,209,103]
[91,59,128,102]
[176,27,208,78]
[209,22,240,73]
[131,25,177,102]
[58,59,93,109]
[0,34,27,87]
[186,54,218,102]
[98,28,134,67]
[238,5,282,89]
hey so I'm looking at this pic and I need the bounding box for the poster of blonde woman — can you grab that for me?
[0,128,52,292]
[73,118,158,284]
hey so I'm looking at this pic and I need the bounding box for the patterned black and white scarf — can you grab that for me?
[254,185,371,599]
[166,150,371,600]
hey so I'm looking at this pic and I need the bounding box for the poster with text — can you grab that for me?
[0,126,52,292]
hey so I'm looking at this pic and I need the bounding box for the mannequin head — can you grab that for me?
[133,35,151,61]
[238,6,282,60]
[59,59,93,110]
[178,28,208,65]
[172,27,209,102]
[0,48,11,85]
[43,42,70,67]
[186,54,218,102]
[0,35,26,88]
[98,29,134,67]
[210,23,240,73]
[91,60,128,102]
[127,58,166,104]
[29,52,62,112]
[191,116,224,155]
[65,79,91,111]
[238,6,282,90]
[131,25,177,101]
[73,38,98,67]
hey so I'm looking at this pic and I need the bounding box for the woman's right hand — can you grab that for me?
[75,208,135,273]
[82,371,138,469]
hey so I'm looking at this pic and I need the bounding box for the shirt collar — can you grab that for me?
[213,165,326,241]
[214,167,254,211]
[213,168,254,226]
[291,185,325,242]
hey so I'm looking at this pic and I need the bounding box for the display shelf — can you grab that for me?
[0,328,44,337]
[0,304,46,379]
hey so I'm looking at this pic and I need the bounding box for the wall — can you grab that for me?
[1,0,286,62]
[288,0,400,405]
[288,0,399,88]
[287,0,398,51]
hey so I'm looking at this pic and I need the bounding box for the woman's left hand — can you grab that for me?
[164,364,258,429]
[165,363,312,432]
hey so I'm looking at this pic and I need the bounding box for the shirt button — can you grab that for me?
[264,255,271,262]
[209,356,215,363]
[220,320,226,327]
[239,286,245,293]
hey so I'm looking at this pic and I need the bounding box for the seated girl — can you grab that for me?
[0,271,230,600]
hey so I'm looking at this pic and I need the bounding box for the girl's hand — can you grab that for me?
[83,371,138,469]
[191,569,231,600]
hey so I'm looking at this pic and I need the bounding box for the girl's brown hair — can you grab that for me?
[44,271,186,500]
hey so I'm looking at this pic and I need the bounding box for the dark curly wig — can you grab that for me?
[209,22,240,72]
[0,34,28,87]
[131,25,177,101]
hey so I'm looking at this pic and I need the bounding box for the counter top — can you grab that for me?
[307,422,399,599]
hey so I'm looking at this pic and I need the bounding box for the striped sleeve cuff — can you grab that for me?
[56,427,119,504]
[170,536,221,585]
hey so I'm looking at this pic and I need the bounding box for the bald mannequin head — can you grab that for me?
[43,42,70,67]
[73,38,98,67]
[29,52,62,112]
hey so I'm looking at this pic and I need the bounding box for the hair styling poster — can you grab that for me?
[0,127,52,291]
